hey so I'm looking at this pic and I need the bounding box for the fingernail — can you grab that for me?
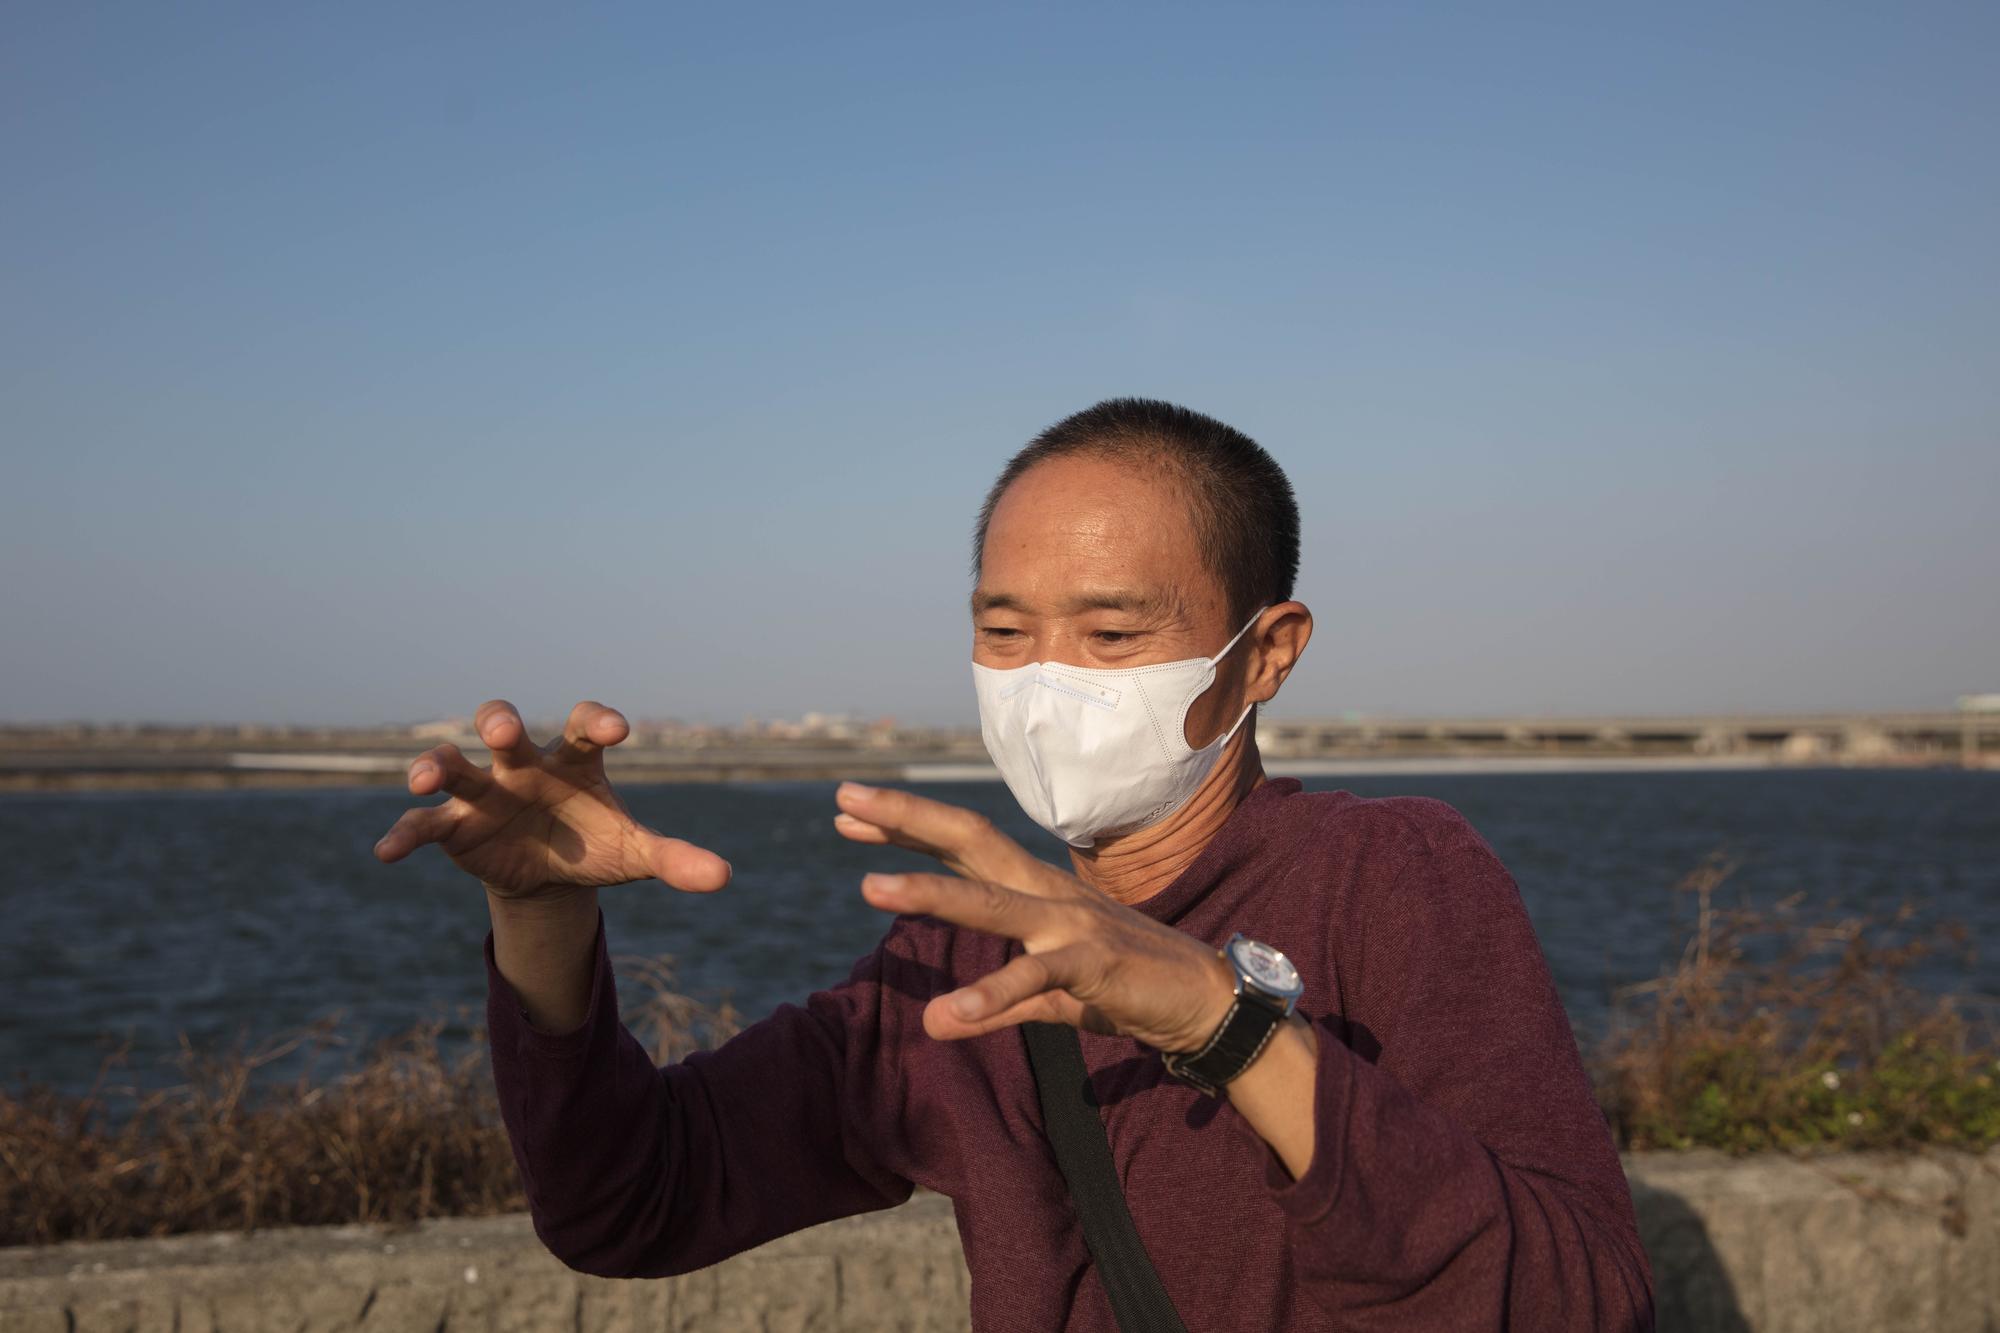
[863,873,903,896]
[839,782,877,800]
[411,763,434,781]
[950,990,983,1018]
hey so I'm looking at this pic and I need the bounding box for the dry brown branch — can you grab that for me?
[0,956,740,1246]
[1595,853,1998,1154]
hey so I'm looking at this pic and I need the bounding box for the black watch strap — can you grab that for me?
[1161,993,1286,1097]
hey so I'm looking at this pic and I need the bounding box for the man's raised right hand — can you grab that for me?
[371,699,731,900]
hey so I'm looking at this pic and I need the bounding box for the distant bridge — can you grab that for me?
[1,712,1993,791]
[1255,711,1998,768]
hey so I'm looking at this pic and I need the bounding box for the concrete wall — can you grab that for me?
[0,1197,970,1333]
[1630,1151,1998,1333]
[2,1153,1993,1333]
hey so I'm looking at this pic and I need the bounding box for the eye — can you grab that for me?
[979,625,1025,640]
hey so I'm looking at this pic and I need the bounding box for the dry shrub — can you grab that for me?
[613,955,743,1066]
[0,956,736,1247]
[1596,852,2000,1153]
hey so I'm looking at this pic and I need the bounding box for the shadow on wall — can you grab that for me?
[1638,1184,1752,1333]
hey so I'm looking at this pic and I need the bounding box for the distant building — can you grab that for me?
[1959,694,2000,714]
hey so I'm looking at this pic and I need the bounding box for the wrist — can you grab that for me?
[485,885,601,966]
[485,883,599,921]
[1161,934,1304,1097]
[1180,950,1239,1053]
[1221,1014,1320,1179]
[485,885,601,1036]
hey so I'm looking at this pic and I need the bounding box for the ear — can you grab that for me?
[1245,602,1313,705]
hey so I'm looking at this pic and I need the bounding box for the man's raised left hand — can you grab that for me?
[832,783,1236,1054]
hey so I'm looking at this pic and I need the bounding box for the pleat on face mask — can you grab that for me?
[971,609,1264,848]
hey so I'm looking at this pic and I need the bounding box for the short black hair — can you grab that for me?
[974,398,1301,621]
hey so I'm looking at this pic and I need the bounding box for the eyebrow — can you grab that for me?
[971,588,1184,618]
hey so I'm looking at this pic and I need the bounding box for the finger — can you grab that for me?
[550,700,629,766]
[474,699,540,768]
[928,991,1081,1040]
[924,946,1094,1039]
[831,812,890,845]
[931,993,1118,1041]
[835,785,1068,895]
[373,804,458,863]
[637,831,732,894]
[861,872,1060,941]
[407,743,489,800]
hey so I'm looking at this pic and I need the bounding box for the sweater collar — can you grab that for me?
[1126,777,1302,926]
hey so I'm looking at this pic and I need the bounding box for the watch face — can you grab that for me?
[1228,936,1303,1000]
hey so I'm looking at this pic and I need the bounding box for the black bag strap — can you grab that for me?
[1022,1021,1190,1333]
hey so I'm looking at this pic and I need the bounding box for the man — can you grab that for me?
[374,399,1654,1330]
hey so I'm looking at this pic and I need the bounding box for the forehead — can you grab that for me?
[977,453,1226,615]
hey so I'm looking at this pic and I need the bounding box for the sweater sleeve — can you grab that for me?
[1262,808,1656,1331]
[483,909,914,1278]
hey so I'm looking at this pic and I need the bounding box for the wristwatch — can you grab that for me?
[1161,933,1304,1097]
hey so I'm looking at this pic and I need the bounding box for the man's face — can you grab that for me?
[972,453,1252,748]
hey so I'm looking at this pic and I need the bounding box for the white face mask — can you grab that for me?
[971,609,1266,849]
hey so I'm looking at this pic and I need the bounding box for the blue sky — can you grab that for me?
[3,2,1994,726]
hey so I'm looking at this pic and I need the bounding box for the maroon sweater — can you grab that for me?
[485,780,1655,1330]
